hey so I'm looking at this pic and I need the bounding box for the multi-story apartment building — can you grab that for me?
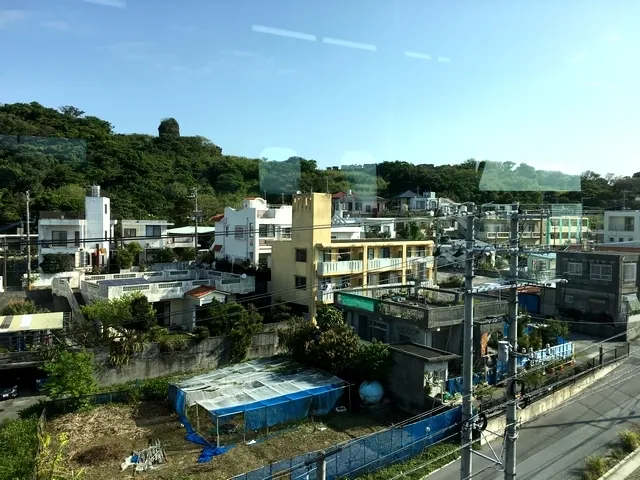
[473,204,589,247]
[331,212,398,240]
[390,190,460,215]
[38,186,116,268]
[604,210,640,244]
[212,197,292,267]
[270,193,435,321]
[331,190,388,217]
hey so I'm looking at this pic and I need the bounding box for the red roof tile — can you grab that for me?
[185,285,217,298]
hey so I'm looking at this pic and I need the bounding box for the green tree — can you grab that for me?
[397,222,426,241]
[117,247,134,269]
[153,247,177,263]
[81,292,155,333]
[1,299,47,315]
[42,349,96,401]
[306,325,361,378]
[180,247,197,261]
[352,340,393,383]
[316,305,345,331]
[40,253,75,274]
[207,301,263,362]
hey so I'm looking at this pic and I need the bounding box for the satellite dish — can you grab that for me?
[241,273,247,279]
[296,190,302,194]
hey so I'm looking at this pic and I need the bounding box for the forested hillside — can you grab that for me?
[0,102,638,226]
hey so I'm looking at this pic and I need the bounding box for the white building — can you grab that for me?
[212,197,292,267]
[80,268,255,331]
[331,212,398,240]
[604,210,640,244]
[121,219,174,256]
[38,185,116,268]
[331,190,389,217]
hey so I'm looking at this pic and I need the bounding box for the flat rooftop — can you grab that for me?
[98,277,156,287]
[389,343,460,362]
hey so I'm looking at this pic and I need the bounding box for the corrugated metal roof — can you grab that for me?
[0,312,65,333]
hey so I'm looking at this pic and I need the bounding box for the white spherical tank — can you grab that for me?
[359,381,384,405]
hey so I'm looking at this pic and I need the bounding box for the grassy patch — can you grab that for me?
[46,401,389,480]
[0,416,39,480]
[582,427,640,480]
[358,442,460,480]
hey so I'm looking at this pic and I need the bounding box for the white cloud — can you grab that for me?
[82,0,126,8]
[40,20,70,32]
[0,9,28,28]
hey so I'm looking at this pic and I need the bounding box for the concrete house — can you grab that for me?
[38,185,116,269]
[556,251,640,339]
[212,197,292,267]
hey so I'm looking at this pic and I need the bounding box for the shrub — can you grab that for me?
[42,349,96,401]
[1,299,47,316]
[193,326,210,342]
[583,455,608,480]
[619,430,640,453]
[138,377,170,401]
[0,416,39,480]
[40,253,75,273]
[147,325,169,342]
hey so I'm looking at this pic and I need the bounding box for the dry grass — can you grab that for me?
[49,401,390,480]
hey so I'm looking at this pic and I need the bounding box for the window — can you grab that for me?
[590,264,612,281]
[74,231,80,247]
[146,225,161,237]
[365,204,371,213]
[51,231,67,247]
[295,248,307,262]
[355,201,362,211]
[625,217,635,232]
[610,237,615,242]
[567,261,582,276]
[564,295,574,304]
[624,263,637,283]
[234,226,245,240]
[124,228,137,238]
[104,230,108,241]
[225,226,229,237]
[104,204,108,215]
[295,276,307,290]
[281,227,292,239]
[380,247,391,259]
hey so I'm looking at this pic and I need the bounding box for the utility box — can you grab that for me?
[498,340,510,362]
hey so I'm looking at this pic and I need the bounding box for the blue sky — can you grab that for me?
[1,0,638,178]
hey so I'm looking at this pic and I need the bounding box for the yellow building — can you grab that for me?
[270,193,436,321]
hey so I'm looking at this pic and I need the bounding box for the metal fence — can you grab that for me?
[232,406,462,480]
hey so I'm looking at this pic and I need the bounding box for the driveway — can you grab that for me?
[0,392,43,422]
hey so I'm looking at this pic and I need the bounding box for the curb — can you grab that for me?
[598,447,640,480]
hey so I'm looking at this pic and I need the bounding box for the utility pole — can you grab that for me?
[25,190,32,291]
[460,212,475,480]
[2,236,7,291]
[539,194,544,247]
[504,202,520,480]
[191,188,199,250]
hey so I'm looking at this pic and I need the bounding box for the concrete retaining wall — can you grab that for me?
[93,329,283,387]
[482,360,623,444]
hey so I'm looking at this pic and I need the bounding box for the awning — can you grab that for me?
[0,312,65,334]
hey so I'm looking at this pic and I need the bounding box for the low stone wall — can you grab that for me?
[93,328,283,387]
[482,360,623,444]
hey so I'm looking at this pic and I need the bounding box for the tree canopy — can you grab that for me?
[1,102,638,228]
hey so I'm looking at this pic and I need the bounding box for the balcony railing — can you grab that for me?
[367,258,403,270]
[317,260,363,275]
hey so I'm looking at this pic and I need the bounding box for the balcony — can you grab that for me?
[317,260,364,275]
[367,258,403,270]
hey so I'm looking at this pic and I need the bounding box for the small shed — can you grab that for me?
[386,343,460,414]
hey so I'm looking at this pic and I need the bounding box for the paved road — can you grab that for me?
[428,351,640,480]
[0,394,42,422]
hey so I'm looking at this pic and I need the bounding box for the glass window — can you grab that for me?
[590,264,612,281]
[234,226,245,240]
[295,276,307,290]
[51,231,67,247]
[624,263,637,283]
[146,225,161,237]
[295,248,307,262]
[568,262,582,276]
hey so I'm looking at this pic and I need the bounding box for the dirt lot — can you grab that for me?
[49,401,391,480]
